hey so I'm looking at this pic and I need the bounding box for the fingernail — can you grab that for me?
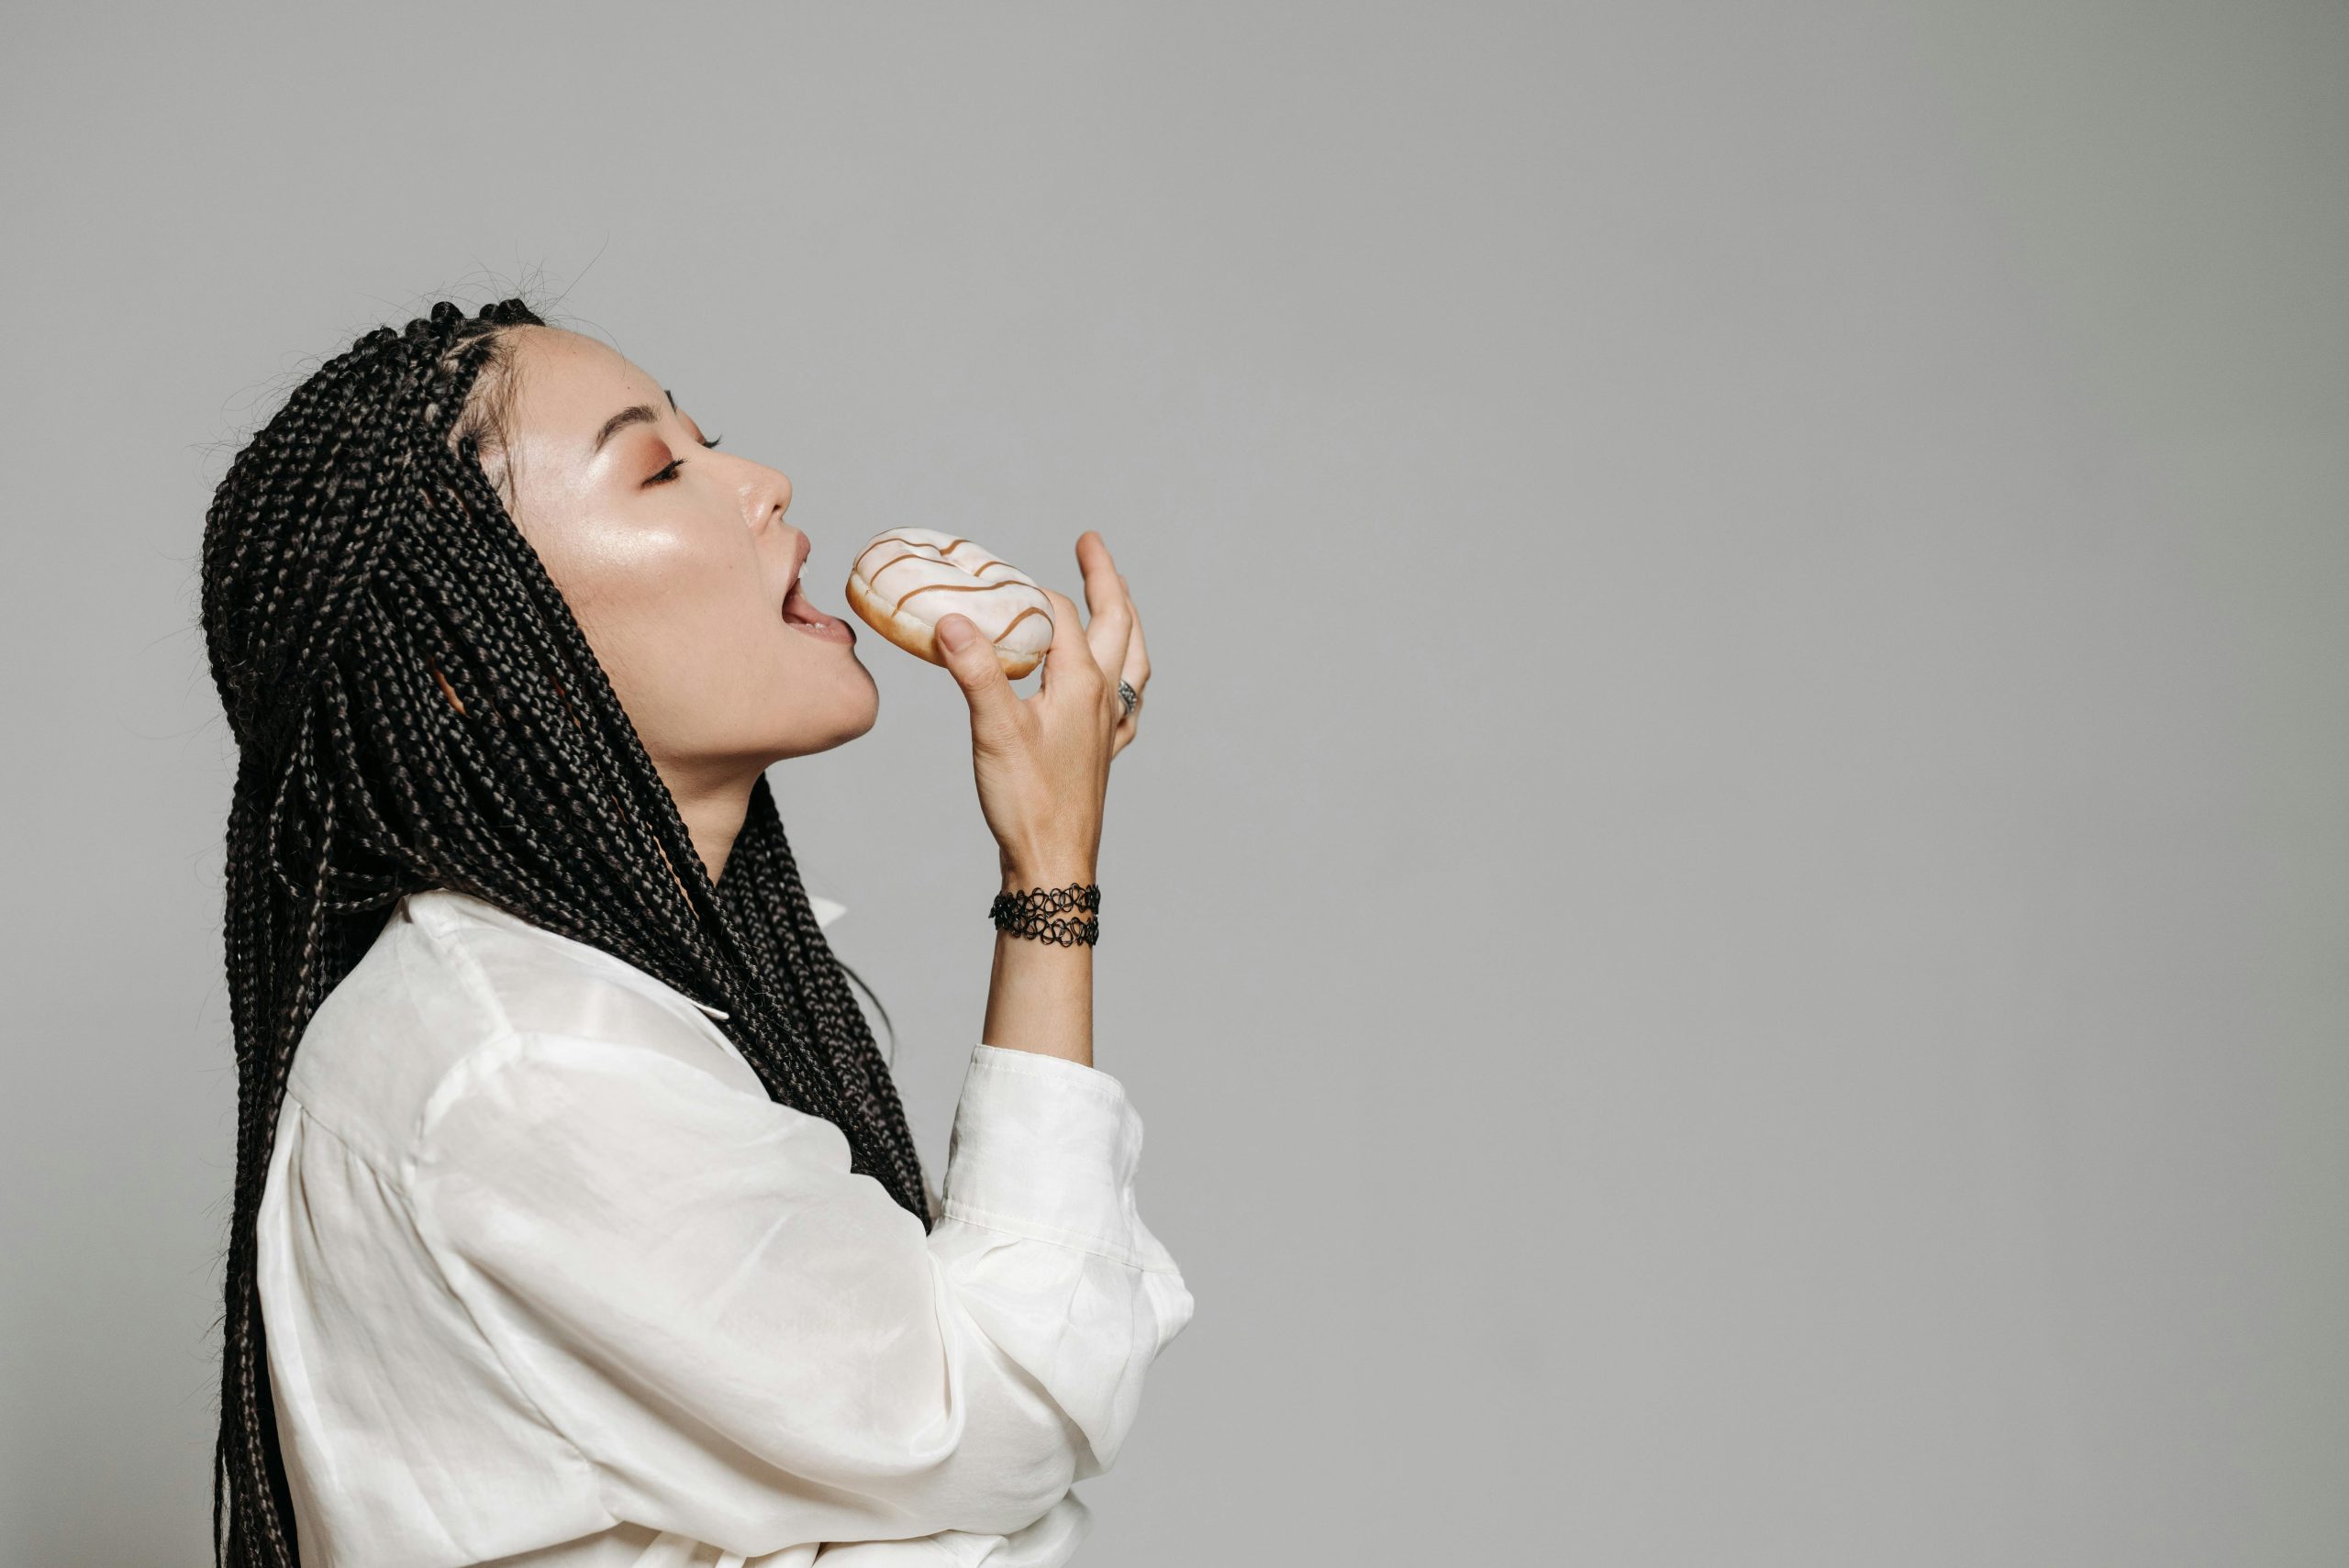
[936,617,974,651]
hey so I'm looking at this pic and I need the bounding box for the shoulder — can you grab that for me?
[287,888,766,1174]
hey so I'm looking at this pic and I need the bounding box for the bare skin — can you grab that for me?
[471,327,1150,1067]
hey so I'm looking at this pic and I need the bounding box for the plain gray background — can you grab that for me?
[5,3,2344,1562]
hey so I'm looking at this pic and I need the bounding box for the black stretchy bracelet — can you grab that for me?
[990,882,1101,947]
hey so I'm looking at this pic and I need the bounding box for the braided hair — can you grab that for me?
[198,296,934,1566]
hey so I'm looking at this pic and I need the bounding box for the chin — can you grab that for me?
[770,677,880,761]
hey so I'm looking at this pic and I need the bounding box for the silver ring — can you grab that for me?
[1118,680,1139,718]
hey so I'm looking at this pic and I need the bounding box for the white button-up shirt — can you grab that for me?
[256,886,1195,1568]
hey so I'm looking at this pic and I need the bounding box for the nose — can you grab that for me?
[742,464,792,533]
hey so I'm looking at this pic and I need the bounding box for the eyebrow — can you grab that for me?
[590,387,681,455]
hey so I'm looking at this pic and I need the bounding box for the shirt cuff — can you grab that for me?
[939,1043,1174,1273]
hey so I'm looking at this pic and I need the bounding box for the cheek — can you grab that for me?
[550,527,863,755]
[549,526,774,704]
[558,517,738,619]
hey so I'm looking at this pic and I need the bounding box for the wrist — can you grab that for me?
[998,856,1097,892]
[989,876,1101,949]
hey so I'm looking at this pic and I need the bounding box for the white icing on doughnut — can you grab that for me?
[848,528,1052,659]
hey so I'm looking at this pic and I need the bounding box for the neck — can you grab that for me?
[660,759,761,890]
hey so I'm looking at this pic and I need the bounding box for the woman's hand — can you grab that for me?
[932,531,1150,884]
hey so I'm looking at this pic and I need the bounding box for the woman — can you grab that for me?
[199,297,1191,1567]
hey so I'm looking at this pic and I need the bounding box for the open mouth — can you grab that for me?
[782,575,854,644]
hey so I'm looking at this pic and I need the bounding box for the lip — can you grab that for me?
[783,530,811,602]
[780,530,854,644]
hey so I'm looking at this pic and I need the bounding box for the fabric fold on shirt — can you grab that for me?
[941,1046,1177,1274]
[253,885,1194,1568]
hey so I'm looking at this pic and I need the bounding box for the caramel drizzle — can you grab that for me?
[864,550,1017,587]
[852,532,1043,639]
[989,604,1050,644]
[892,579,1043,616]
[852,530,1014,584]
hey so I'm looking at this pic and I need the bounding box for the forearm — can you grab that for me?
[980,862,1096,1068]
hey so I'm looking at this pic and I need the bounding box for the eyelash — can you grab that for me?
[647,433,723,485]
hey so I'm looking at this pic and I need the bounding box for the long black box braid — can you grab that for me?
[197,297,931,1567]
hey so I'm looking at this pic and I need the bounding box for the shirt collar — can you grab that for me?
[409,885,847,1023]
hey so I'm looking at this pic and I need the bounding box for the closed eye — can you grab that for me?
[645,433,724,486]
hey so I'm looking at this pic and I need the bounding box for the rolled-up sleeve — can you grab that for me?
[406,1033,1195,1558]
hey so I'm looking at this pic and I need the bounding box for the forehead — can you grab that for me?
[507,328,664,438]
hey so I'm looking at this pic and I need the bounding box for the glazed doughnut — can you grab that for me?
[844,528,1055,678]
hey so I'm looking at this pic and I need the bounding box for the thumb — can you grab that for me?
[933,614,1019,741]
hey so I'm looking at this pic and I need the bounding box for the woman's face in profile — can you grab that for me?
[487,327,876,782]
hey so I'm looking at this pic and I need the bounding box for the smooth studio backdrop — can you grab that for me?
[5,4,2345,1563]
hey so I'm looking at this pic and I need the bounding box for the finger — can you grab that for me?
[1111,673,1141,759]
[1117,573,1151,692]
[1109,584,1145,751]
[931,613,1022,744]
[1075,533,1134,684]
[1034,586,1106,700]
